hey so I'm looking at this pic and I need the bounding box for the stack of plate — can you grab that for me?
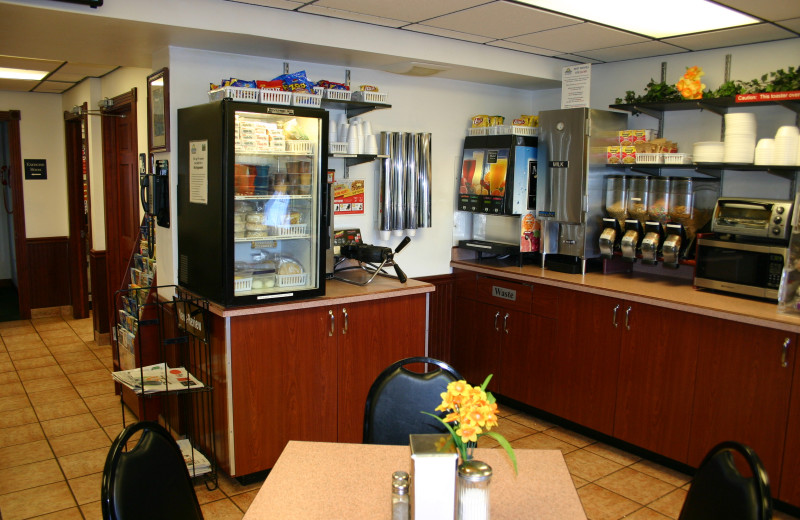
[774,126,800,166]
[723,112,756,163]
[693,141,724,163]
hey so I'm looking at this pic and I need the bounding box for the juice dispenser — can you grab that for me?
[620,176,649,261]
[641,177,670,264]
[599,175,627,259]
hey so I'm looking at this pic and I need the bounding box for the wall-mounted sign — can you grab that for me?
[561,64,591,109]
[334,179,365,215]
[24,159,47,180]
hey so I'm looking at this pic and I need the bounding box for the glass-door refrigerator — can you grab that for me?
[177,99,328,306]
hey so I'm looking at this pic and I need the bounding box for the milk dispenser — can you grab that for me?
[537,108,627,273]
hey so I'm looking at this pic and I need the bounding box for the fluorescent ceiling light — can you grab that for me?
[514,0,759,38]
[0,67,48,80]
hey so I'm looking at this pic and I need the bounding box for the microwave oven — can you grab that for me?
[694,237,787,300]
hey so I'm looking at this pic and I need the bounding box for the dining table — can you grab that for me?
[242,440,588,519]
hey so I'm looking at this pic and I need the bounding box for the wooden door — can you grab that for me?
[689,322,796,492]
[780,338,800,504]
[64,109,90,318]
[336,294,427,443]
[500,308,556,405]
[102,90,139,331]
[554,290,623,435]
[230,307,338,475]
[614,303,700,462]
[450,298,501,391]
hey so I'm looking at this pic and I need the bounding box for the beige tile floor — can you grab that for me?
[0,310,798,520]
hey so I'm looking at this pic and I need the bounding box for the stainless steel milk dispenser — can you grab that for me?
[536,108,627,274]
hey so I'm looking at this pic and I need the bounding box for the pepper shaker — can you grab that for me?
[391,471,410,520]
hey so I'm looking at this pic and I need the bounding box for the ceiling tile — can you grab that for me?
[507,23,648,54]
[579,41,688,62]
[0,55,62,73]
[298,5,408,28]
[0,78,39,92]
[49,62,118,82]
[663,23,796,51]
[309,0,488,23]
[226,0,306,9]
[487,41,560,56]
[403,24,495,44]
[422,2,580,39]
[714,0,800,22]
[552,54,604,64]
[777,17,800,32]
[33,81,74,93]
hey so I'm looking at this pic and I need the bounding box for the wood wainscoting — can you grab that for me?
[89,249,109,336]
[417,273,455,365]
[26,237,71,310]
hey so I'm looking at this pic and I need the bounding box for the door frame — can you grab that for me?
[64,104,90,319]
[0,110,30,320]
[101,88,137,332]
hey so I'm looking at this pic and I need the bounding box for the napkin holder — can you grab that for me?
[410,433,458,520]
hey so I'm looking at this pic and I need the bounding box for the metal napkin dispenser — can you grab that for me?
[711,198,793,241]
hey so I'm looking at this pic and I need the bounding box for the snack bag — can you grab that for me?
[471,115,490,128]
[270,70,316,93]
[317,80,349,91]
[231,79,257,88]
[359,85,379,91]
[607,146,621,164]
[256,80,284,90]
[489,115,505,127]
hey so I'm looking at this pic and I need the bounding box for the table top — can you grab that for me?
[243,441,587,519]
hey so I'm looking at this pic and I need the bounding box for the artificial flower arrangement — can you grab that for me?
[423,375,517,474]
[676,66,706,100]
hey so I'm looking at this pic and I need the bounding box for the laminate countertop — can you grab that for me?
[206,272,433,318]
[451,258,800,334]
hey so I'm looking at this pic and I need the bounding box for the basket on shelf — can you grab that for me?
[276,272,308,287]
[467,128,488,136]
[234,277,253,292]
[663,153,693,165]
[636,153,664,164]
[330,142,348,154]
[323,89,352,101]
[285,140,314,154]
[259,89,292,105]
[511,126,538,136]
[292,92,323,107]
[351,91,388,104]
[208,86,260,103]
[269,223,309,237]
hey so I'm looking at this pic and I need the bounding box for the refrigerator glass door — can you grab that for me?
[232,110,321,298]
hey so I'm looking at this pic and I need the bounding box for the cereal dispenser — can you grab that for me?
[662,177,719,267]
[620,176,649,261]
[599,175,627,259]
[640,176,670,264]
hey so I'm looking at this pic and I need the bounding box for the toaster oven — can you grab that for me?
[711,198,793,241]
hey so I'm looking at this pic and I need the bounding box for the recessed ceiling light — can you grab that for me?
[513,0,759,38]
[0,67,48,80]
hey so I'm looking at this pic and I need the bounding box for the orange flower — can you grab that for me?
[456,423,482,443]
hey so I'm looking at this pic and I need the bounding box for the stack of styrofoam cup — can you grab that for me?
[723,112,756,163]
[754,138,775,165]
[774,125,800,166]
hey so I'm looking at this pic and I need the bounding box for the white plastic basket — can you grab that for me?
[324,89,352,101]
[467,128,488,136]
[285,140,314,154]
[270,223,308,237]
[313,87,324,97]
[351,91,388,104]
[259,89,292,105]
[636,153,664,164]
[277,272,308,287]
[511,126,538,136]
[292,92,323,107]
[208,87,260,103]
[330,142,348,154]
[663,153,693,165]
[234,277,253,292]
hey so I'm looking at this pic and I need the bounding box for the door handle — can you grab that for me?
[612,304,620,328]
[781,337,790,368]
[494,311,500,332]
[625,306,632,331]
[342,308,348,335]
[328,310,335,337]
[503,313,510,334]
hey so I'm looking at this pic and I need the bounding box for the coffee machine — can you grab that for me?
[537,108,628,274]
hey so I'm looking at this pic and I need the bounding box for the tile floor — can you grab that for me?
[0,310,797,520]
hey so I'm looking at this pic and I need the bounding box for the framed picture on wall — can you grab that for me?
[147,67,170,153]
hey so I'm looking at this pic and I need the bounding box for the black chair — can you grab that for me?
[101,421,204,520]
[679,441,772,520]
[363,356,463,445]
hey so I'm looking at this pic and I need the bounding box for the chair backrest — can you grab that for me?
[101,421,204,520]
[363,356,463,445]
[679,441,772,520]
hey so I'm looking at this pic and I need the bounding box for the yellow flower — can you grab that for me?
[456,423,482,443]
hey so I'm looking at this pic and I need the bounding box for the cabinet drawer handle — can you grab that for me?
[625,306,632,331]
[781,337,790,368]
[494,311,500,332]
[612,304,620,328]
[342,308,348,335]
[328,310,335,337]
[503,313,510,334]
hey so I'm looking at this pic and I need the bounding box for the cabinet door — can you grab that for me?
[780,335,800,505]
[614,303,700,462]
[230,307,338,475]
[689,322,795,493]
[336,294,427,443]
[501,309,557,407]
[554,290,623,435]
[451,298,502,390]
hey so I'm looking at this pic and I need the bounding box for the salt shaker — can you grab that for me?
[391,471,410,520]
[457,460,492,520]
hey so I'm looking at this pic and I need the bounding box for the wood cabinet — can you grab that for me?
[228,293,426,475]
[688,322,796,493]
[614,303,701,462]
[780,338,800,504]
